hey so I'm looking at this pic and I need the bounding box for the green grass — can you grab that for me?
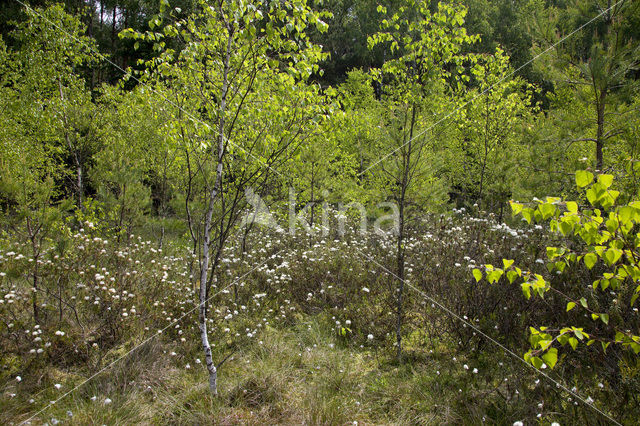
[4,316,552,425]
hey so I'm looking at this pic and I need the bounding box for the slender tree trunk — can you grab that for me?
[87,0,94,37]
[182,133,200,293]
[395,190,406,361]
[58,277,63,323]
[199,26,232,396]
[122,10,129,69]
[58,79,83,208]
[310,162,315,227]
[88,0,95,89]
[594,3,610,173]
[396,104,416,362]
[358,137,364,176]
[238,210,258,305]
[596,89,606,171]
[32,265,39,322]
[27,217,40,323]
[478,96,490,202]
[117,183,127,242]
[158,154,168,249]
[77,165,83,207]
[111,6,116,51]
[98,1,104,84]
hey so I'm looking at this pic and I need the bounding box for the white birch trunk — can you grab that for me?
[198,22,232,396]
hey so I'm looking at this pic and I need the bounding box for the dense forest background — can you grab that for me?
[3,0,640,214]
[2,0,640,424]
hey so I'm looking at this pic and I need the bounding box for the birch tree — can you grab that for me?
[368,0,478,361]
[124,0,329,394]
[0,5,98,322]
[453,47,535,215]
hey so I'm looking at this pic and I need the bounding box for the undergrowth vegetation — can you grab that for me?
[2,0,640,424]
[2,206,638,424]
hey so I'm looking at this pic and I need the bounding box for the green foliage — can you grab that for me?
[528,0,640,170]
[360,0,482,212]
[91,87,172,233]
[0,5,97,211]
[474,172,640,368]
[449,47,536,209]
[368,0,479,101]
[3,0,640,423]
